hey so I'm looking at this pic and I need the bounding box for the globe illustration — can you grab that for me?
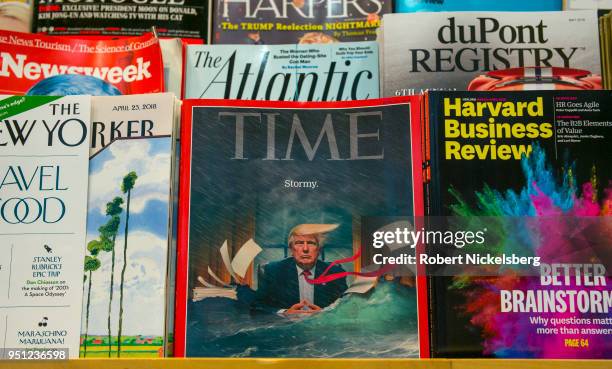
[26,74,122,96]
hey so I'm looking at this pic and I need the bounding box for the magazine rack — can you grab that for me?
[0,359,610,368]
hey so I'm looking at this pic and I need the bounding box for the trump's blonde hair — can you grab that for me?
[287,223,339,248]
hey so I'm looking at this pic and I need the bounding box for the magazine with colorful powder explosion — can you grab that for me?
[424,90,612,358]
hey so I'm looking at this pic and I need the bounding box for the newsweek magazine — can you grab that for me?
[183,42,379,101]
[174,97,429,358]
[33,0,208,39]
[380,10,602,96]
[424,90,612,358]
[211,0,391,44]
[0,30,164,95]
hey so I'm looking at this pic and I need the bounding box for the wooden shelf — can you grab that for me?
[0,358,610,369]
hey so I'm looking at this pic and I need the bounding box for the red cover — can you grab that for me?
[0,30,164,95]
[468,67,603,91]
[174,97,430,358]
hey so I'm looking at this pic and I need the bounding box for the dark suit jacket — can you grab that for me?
[254,257,347,310]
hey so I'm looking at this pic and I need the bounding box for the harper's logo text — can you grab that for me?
[221,0,383,19]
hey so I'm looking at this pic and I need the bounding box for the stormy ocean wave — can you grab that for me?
[186,281,419,358]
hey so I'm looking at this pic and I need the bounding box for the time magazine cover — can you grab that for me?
[174,97,429,358]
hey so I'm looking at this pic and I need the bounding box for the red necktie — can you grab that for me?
[302,270,312,280]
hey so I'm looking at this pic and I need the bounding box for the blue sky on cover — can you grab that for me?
[82,137,172,336]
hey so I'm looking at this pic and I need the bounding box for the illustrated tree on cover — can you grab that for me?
[98,197,124,357]
[117,171,138,357]
[82,240,104,357]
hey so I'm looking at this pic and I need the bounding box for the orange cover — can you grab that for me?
[0,30,164,95]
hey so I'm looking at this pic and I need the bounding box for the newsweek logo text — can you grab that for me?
[0,53,152,84]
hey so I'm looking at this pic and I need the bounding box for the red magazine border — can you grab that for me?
[174,101,193,357]
[174,96,430,358]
